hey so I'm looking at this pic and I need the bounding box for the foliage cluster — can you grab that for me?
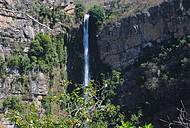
[139,36,190,90]
[3,71,153,128]
[2,96,22,112]
[0,32,67,90]
[74,3,106,25]
[0,54,31,79]
[32,0,70,28]
[29,33,59,73]
[28,32,67,81]
[7,54,30,74]
[119,121,154,128]
[74,3,85,22]
[0,56,7,78]
[88,5,105,25]
[74,1,130,25]
[31,0,129,27]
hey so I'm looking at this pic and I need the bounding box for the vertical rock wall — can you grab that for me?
[97,0,190,69]
[94,0,190,126]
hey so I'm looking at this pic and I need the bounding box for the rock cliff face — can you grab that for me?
[0,0,49,100]
[0,0,73,100]
[97,0,190,69]
[0,0,190,127]
[92,0,190,126]
[0,0,70,126]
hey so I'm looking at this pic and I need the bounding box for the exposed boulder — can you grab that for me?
[29,72,49,96]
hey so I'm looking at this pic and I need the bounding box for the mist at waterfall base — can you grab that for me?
[83,14,90,87]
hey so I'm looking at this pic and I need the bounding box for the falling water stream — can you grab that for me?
[83,13,90,128]
[83,14,90,87]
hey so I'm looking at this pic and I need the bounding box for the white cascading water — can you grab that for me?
[83,14,90,87]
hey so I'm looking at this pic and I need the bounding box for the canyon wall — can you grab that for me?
[94,0,190,126]
[0,0,71,100]
[97,0,190,69]
[0,0,190,127]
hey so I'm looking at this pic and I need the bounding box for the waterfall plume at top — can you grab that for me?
[83,14,90,87]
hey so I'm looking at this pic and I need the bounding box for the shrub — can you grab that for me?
[18,54,31,74]
[118,121,154,128]
[0,56,7,77]
[3,96,22,112]
[54,33,67,66]
[29,33,59,73]
[4,71,155,128]
[7,54,19,69]
[100,70,124,101]
[88,5,105,25]
[75,3,85,22]
[32,0,68,28]
[7,53,31,74]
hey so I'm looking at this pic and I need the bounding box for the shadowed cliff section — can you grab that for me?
[97,0,190,70]
[67,15,111,85]
[93,0,190,127]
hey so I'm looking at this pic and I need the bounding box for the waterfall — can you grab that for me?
[83,14,90,87]
[83,14,90,128]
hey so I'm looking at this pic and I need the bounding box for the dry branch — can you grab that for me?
[0,8,52,30]
[160,101,190,128]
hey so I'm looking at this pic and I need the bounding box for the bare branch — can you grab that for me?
[0,8,52,30]
[160,101,190,128]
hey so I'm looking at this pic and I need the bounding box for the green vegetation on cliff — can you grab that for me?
[30,33,59,73]
[1,1,189,128]
[139,36,190,90]
[3,71,153,128]
[88,5,105,25]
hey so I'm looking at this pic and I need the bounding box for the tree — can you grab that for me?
[4,71,124,128]
[75,3,85,22]
[7,54,20,69]
[29,33,58,73]
[54,33,67,67]
[0,56,7,77]
[88,5,105,25]
[18,54,31,74]
[3,96,22,112]
[4,71,154,128]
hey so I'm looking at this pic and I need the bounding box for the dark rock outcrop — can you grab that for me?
[97,0,190,69]
[93,0,190,127]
